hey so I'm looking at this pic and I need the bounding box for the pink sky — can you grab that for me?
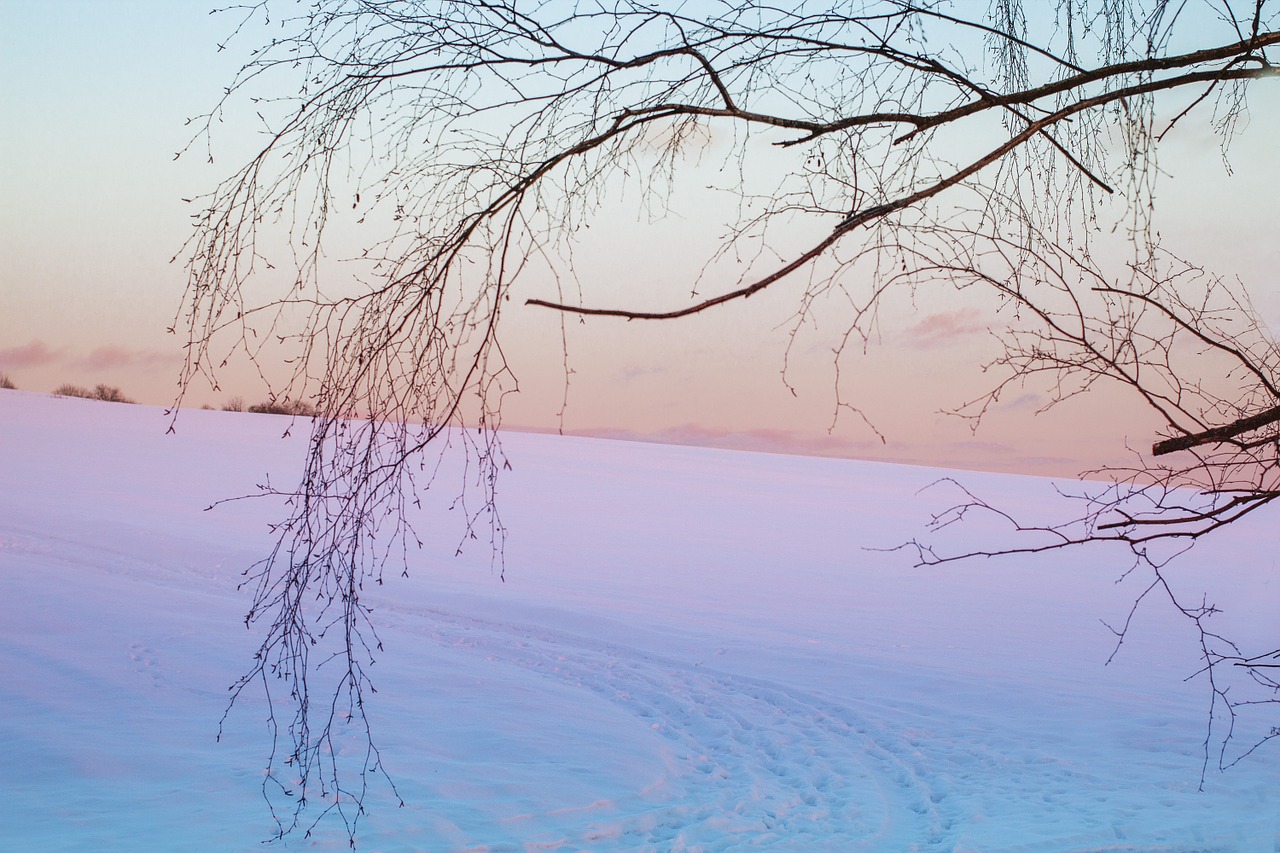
[2,3,1277,478]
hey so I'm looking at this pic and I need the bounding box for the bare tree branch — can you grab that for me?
[176,1,1280,843]
[1154,405,1280,455]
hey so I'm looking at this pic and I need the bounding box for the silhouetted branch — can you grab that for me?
[1153,405,1280,455]
[176,0,1280,843]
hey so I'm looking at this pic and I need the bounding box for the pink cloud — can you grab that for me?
[569,423,884,459]
[79,345,175,371]
[0,339,175,373]
[0,340,64,368]
[902,308,987,348]
[559,423,1084,476]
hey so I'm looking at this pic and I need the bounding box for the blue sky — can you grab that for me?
[1,1,244,398]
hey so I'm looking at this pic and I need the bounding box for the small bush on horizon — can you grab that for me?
[0,373,16,390]
[53,384,92,399]
[91,384,133,403]
[247,398,316,417]
[53,383,135,404]
[222,396,245,412]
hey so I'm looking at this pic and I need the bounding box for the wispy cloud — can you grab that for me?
[901,308,987,349]
[79,345,176,371]
[571,423,887,459]
[557,423,1086,476]
[0,340,64,368]
[615,364,669,383]
[0,339,175,372]
[998,392,1043,412]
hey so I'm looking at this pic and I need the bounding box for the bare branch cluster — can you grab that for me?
[887,230,1280,775]
[175,0,1280,842]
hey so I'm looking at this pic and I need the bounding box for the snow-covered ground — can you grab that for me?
[1,390,1276,851]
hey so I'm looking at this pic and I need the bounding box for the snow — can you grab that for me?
[1,390,1276,851]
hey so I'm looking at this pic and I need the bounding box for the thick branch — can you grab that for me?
[1153,404,1280,455]
[527,63,1278,321]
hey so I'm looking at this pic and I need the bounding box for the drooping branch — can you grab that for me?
[178,1,1280,843]
[526,50,1278,320]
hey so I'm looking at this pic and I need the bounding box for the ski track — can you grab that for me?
[409,607,948,850]
[3,514,1270,852]
[371,603,1268,853]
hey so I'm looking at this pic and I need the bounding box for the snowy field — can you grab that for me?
[1,390,1277,851]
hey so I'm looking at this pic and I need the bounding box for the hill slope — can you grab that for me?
[1,391,1276,850]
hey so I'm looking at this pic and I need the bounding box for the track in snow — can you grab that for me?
[401,606,968,851]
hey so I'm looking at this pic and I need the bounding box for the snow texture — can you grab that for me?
[1,390,1276,851]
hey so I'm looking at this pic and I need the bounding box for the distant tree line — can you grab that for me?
[53,383,134,404]
[2,379,312,416]
[219,395,317,416]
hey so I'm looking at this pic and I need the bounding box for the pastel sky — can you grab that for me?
[2,1,1278,476]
